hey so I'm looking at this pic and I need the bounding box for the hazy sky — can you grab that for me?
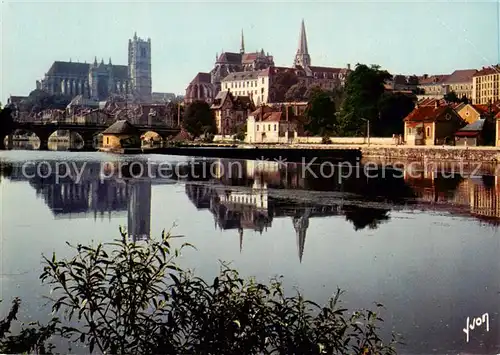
[1,0,499,103]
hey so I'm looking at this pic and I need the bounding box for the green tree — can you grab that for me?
[0,106,14,150]
[443,91,459,103]
[459,95,470,104]
[339,64,392,136]
[182,101,216,138]
[285,81,307,102]
[482,102,497,146]
[304,88,338,136]
[20,89,72,114]
[375,92,416,136]
[269,71,299,103]
[0,230,401,354]
[234,122,246,141]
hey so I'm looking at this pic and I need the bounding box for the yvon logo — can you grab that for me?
[463,313,489,343]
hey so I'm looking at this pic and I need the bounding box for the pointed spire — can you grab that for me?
[93,56,98,66]
[298,19,308,55]
[109,57,112,65]
[294,19,311,68]
[101,58,104,65]
[134,31,137,40]
[240,29,245,54]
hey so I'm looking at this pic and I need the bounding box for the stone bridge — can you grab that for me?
[7,121,181,150]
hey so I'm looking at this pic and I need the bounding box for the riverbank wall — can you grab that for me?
[359,145,500,163]
[146,146,361,163]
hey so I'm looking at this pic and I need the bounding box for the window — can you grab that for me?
[274,124,277,131]
[268,124,271,131]
[426,126,431,137]
[262,78,264,84]
[141,47,147,58]
[257,125,259,131]
[106,137,110,145]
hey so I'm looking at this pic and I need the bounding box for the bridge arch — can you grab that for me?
[48,130,85,150]
[141,131,163,143]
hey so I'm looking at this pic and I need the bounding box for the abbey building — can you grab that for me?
[36,33,152,102]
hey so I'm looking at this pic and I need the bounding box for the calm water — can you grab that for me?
[1,150,499,354]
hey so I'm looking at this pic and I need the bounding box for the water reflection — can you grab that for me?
[4,156,500,256]
[1,154,500,353]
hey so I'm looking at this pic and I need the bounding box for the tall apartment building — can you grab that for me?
[472,66,500,104]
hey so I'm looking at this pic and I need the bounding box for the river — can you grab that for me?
[0,149,499,354]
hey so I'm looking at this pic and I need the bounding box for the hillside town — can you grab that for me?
[4,20,500,149]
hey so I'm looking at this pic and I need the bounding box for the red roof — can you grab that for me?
[472,104,500,116]
[262,112,283,122]
[473,66,500,77]
[309,66,342,73]
[189,72,211,84]
[419,75,450,85]
[444,69,477,84]
[404,105,450,122]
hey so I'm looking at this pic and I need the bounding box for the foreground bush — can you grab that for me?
[1,230,398,354]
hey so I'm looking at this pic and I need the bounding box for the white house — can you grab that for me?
[246,106,301,143]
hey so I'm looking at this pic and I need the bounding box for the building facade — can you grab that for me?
[246,106,301,143]
[403,101,465,145]
[416,74,450,99]
[292,20,351,90]
[473,66,500,105]
[443,69,477,100]
[210,91,254,136]
[185,31,274,104]
[37,33,152,102]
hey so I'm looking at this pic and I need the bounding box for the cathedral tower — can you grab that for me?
[293,19,311,68]
[128,32,152,102]
[240,29,245,55]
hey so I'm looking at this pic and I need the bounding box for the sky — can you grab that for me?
[1,0,499,103]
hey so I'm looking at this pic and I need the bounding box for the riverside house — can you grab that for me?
[246,106,302,143]
[100,120,141,153]
[404,101,465,145]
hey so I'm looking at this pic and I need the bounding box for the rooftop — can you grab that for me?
[102,120,140,135]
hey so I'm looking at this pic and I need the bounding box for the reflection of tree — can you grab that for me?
[0,161,13,183]
[343,206,390,231]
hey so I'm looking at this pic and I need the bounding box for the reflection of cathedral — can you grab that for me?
[184,161,342,261]
[127,180,152,241]
[12,161,154,241]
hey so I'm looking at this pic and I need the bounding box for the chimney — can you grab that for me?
[347,63,351,70]
[435,100,439,108]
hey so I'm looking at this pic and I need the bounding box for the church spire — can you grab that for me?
[240,29,245,54]
[294,19,311,68]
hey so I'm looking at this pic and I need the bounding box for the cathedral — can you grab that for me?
[185,31,275,104]
[36,33,152,102]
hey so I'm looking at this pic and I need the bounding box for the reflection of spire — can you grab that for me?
[292,208,311,263]
[238,227,243,253]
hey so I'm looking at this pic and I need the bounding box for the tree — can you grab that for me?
[182,101,216,138]
[304,88,338,136]
[443,91,459,103]
[0,106,14,150]
[0,230,399,354]
[269,71,299,103]
[234,122,246,141]
[339,64,392,136]
[19,89,72,114]
[459,95,470,104]
[285,81,307,102]
[375,92,416,136]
